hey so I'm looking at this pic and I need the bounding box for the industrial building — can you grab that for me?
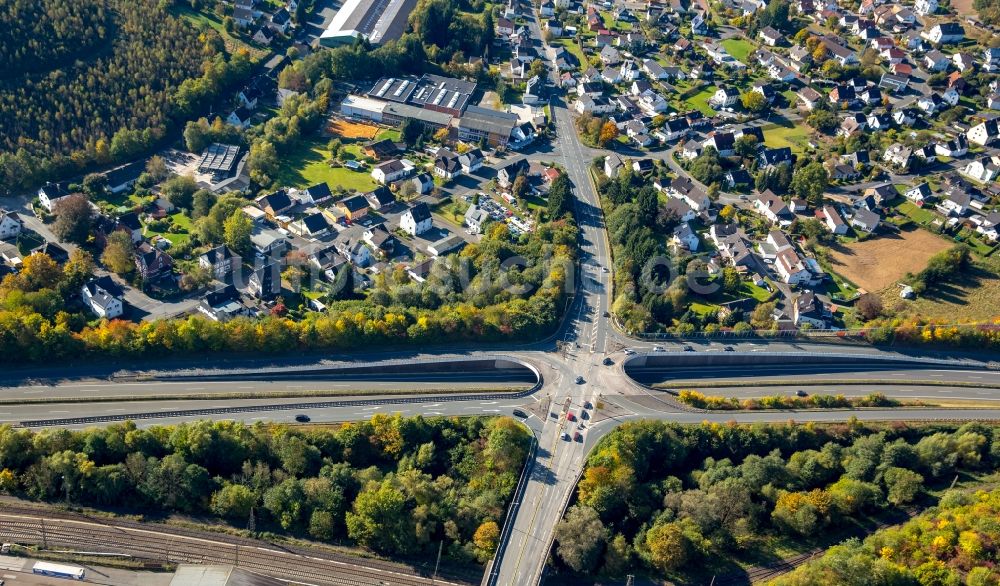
[319,0,419,47]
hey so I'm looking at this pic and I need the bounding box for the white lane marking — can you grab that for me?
[360,406,382,411]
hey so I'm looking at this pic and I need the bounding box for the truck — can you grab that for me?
[32,561,85,580]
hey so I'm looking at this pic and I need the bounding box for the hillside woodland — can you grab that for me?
[551,420,1000,582]
[0,416,531,564]
[0,0,250,192]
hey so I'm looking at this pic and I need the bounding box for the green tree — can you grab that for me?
[161,175,198,210]
[741,91,768,113]
[248,140,279,186]
[101,231,136,275]
[223,211,253,257]
[883,467,923,505]
[51,194,93,244]
[210,483,256,519]
[345,481,410,554]
[554,505,607,572]
[790,162,829,207]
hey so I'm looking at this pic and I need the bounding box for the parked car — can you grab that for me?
[561,432,571,441]
[573,432,583,442]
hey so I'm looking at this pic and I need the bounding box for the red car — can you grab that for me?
[573,432,583,442]
[566,412,575,422]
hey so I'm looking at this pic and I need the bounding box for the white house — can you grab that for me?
[37,182,74,212]
[905,183,932,204]
[822,205,849,235]
[775,248,811,284]
[962,156,1000,183]
[923,22,965,44]
[0,211,21,241]
[401,203,433,236]
[372,159,410,184]
[914,0,937,16]
[709,86,740,109]
[82,276,124,319]
[671,223,700,251]
[968,120,1000,146]
[851,208,881,233]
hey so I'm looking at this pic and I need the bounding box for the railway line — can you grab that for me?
[0,506,475,586]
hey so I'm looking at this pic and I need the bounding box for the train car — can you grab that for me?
[32,561,85,580]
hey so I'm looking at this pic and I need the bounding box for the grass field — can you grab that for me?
[273,138,377,192]
[721,38,754,63]
[170,5,265,59]
[881,254,1000,321]
[686,87,717,116]
[144,213,192,246]
[761,123,811,153]
[828,227,952,292]
[895,199,938,226]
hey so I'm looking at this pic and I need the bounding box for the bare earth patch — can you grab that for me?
[828,228,952,292]
[952,0,976,19]
[328,119,380,140]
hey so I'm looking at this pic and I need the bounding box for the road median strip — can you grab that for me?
[652,379,1000,390]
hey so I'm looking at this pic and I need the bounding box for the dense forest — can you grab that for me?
[771,487,1000,585]
[0,0,250,193]
[0,416,531,563]
[550,420,1000,582]
[0,0,110,77]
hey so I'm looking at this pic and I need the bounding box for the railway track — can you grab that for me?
[0,506,475,586]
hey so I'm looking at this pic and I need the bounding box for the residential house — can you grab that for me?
[905,183,932,204]
[336,195,369,221]
[401,203,433,236]
[464,205,489,235]
[410,173,435,195]
[250,227,289,259]
[822,205,849,234]
[248,264,280,300]
[642,59,668,80]
[104,160,145,194]
[985,48,1000,72]
[0,211,21,240]
[923,22,965,44]
[604,154,625,178]
[199,286,247,322]
[37,182,75,212]
[269,8,291,33]
[301,182,333,205]
[665,176,711,211]
[82,276,124,319]
[883,143,914,170]
[924,50,951,72]
[671,223,700,251]
[226,106,253,129]
[498,159,529,188]
[760,26,783,46]
[365,186,396,211]
[753,190,794,226]
[792,292,829,328]
[363,225,397,258]
[709,86,740,109]
[257,190,294,219]
[362,139,399,161]
[962,155,1000,183]
[968,120,1000,146]
[940,189,971,216]
[433,149,462,180]
[759,147,794,169]
[290,213,330,238]
[822,37,859,65]
[915,0,938,15]
[199,245,238,281]
[372,159,410,184]
[936,134,969,157]
[797,87,823,111]
[851,208,881,233]
[134,242,172,280]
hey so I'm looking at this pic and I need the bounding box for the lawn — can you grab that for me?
[720,38,754,63]
[432,197,470,226]
[761,123,812,153]
[273,138,378,193]
[685,87,717,116]
[895,200,938,226]
[170,5,264,59]
[553,38,587,70]
[144,213,193,246]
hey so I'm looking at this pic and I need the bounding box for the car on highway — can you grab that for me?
[573,432,583,442]
[603,311,610,317]
[602,267,609,273]
[653,346,664,352]
[575,375,585,384]
[724,346,735,351]
[683,345,694,352]
[561,432,571,441]
[294,414,311,422]
[796,390,808,397]
[603,357,613,365]
[512,409,527,418]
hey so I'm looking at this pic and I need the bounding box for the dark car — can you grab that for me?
[583,401,592,409]
[683,345,695,352]
[294,414,311,422]
[796,390,808,397]
[573,432,583,442]
[603,357,613,366]
[567,412,576,422]
[603,311,610,317]
[724,346,735,351]
[575,375,585,384]
[512,409,528,418]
